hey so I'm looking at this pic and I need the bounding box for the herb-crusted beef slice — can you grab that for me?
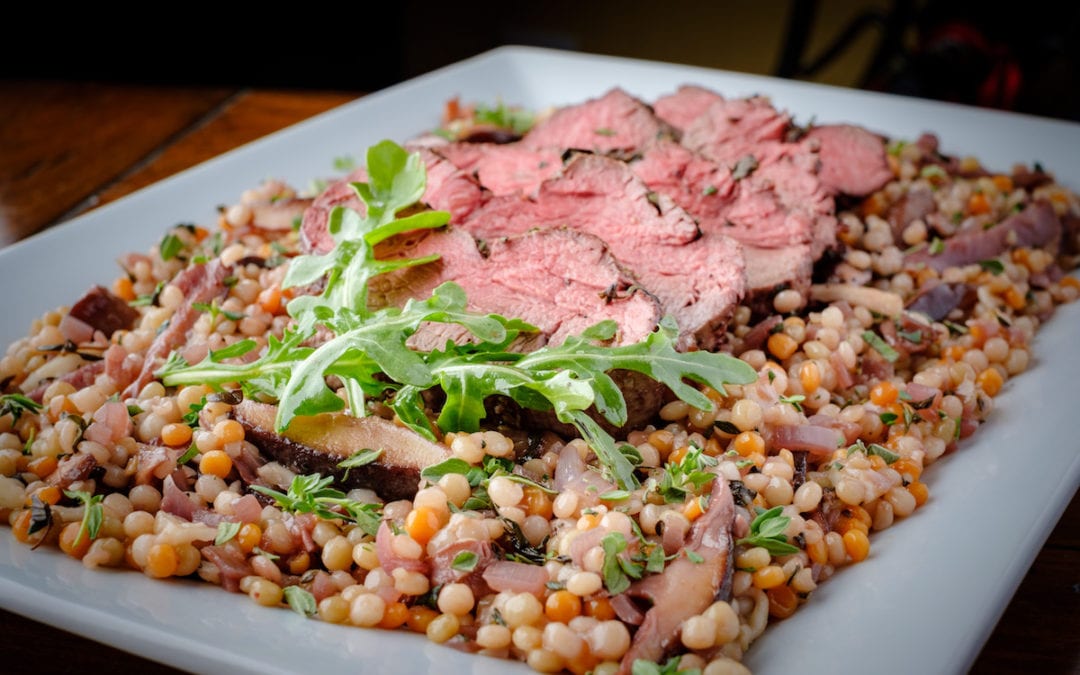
[368,227,662,351]
[462,154,745,350]
[650,86,837,309]
[521,87,671,156]
[433,143,563,197]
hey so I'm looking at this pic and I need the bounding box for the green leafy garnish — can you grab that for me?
[862,330,899,363]
[929,237,945,255]
[0,394,42,423]
[177,443,199,466]
[656,443,718,503]
[632,656,701,675]
[251,474,382,536]
[215,520,241,545]
[159,232,184,261]
[702,184,718,196]
[979,259,1005,275]
[846,439,900,464]
[880,411,899,426]
[736,506,800,556]
[473,102,534,135]
[338,448,382,480]
[283,585,317,617]
[64,489,104,545]
[333,155,357,172]
[600,532,637,595]
[779,394,805,412]
[451,550,479,573]
[192,299,245,327]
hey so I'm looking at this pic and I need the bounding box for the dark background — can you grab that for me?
[3,0,1079,121]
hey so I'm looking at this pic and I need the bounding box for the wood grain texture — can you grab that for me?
[0,81,233,246]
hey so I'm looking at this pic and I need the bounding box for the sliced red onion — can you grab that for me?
[481,560,549,596]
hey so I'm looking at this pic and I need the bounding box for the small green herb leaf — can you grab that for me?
[64,489,104,545]
[736,506,800,556]
[215,520,242,545]
[978,259,1005,275]
[283,585,317,617]
[862,330,899,363]
[451,551,479,573]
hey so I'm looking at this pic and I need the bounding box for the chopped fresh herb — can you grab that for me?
[0,394,42,423]
[880,411,899,426]
[130,281,165,307]
[686,550,704,564]
[702,184,718,196]
[944,320,968,336]
[159,232,184,261]
[251,474,382,536]
[177,443,199,465]
[632,655,700,675]
[215,520,242,545]
[599,489,631,502]
[594,127,617,136]
[473,102,534,135]
[896,328,923,344]
[64,489,104,545]
[252,546,279,560]
[979,259,1005,275]
[951,211,964,224]
[735,458,756,469]
[920,165,947,180]
[126,404,144,417]
[736,506,800,556]
[283,586,317,617]
[929,237,945,255]
[847,439,900,464]
[333,155,357,172]
[601,532,633,595]
[192,299,245,326]
[420,458,473,483]
[778,394,805,412]
[338,448,383,478]
[862,330,899,363]
[451,550,479,573]
[886,139,908,157]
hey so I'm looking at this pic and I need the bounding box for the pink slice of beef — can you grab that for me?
[300,149,483,255]
[679,95,792,167]
[653,85,726,131]
[461,154,745,349]
[522,88,669,156]
[742,243,815,315]
[434,143,563,197]
[802,124,894,197]
[369,226,662,351]
[905,200,1061,272]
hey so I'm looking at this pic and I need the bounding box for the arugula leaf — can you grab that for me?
[736,506,800,556]
[159,232,184,261]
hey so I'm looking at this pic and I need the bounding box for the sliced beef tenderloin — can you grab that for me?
[678,94,792,167]
[742,244,815,315]
[905,200,1061,272]
[370,226,663,351]
[300,149,483,255]
[433,143,563,197]
[802,124,894,197]
[521,88,670,156]
[653,84,725,131]
[462,154,745,349]
[632,139,828,253]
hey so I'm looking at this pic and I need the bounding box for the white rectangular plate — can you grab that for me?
[1,46,1078,675]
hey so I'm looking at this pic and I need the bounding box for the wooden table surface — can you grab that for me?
[0,81,1077,674]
